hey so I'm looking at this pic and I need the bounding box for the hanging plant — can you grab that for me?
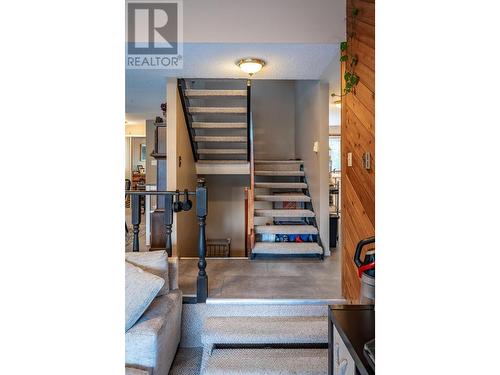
[332,6,360,99]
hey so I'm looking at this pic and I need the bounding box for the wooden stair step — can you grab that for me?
[254,225,318,234]
[254,182,307,189]
[254,194,311,202]
[189,107,246,114]
[252,242,323,255]
[254,209,315,218]
[255,170,304,176]
[192,122,247,129]
[198,148,247,154]
[195,136,247,142]
[185,89,247,97]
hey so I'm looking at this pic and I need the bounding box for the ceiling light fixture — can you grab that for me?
[237,58,265,76]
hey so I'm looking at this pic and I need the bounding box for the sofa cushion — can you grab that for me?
[125,366,150,375]
[125,250,172,296]
[125,251,169,296]
[125,290,182,375]
[125,262,164,332]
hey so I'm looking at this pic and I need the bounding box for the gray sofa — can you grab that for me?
[126,257,182,375]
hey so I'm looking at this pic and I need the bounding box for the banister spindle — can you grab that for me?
[196,178,208,303]
[131,194,141,252]
[164,194,173,257]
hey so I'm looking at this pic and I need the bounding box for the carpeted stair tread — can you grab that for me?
[255,170,305,176]
[254,209,314,217]
[198,148,247,154]
[202,316,327,346]
[255,182,307,189]
[195,136,247,142]
[255,225,318,234]
[192,122,247,129]
[185,89,246,97]
[255,160,303,164]
[204,348,327,375]
[197,160,249,164]
[252,242,323,254]
[189,107,246,114]
[254,194,311,202]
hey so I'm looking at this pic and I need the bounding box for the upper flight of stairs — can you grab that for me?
[251,160,323,259]
[179,79,250,175]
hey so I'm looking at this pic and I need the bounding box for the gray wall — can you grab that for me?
[252,80,296,160]
[295,80,330,255]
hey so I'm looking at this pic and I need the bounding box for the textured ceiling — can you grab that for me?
[126,42,340,122]
[128,0,345,44]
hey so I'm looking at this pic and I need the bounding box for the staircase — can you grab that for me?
[201,315,328,374]
[178,79,250,175]
[250,160,324,259]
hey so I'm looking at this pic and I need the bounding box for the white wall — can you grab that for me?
[295,80,330,255]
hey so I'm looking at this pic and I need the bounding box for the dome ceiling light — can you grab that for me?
[237,58,265,76]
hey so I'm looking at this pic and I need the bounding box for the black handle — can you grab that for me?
[354,236,375,268]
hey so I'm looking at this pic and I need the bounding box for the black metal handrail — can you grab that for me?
[125,178,208,303]
[247,80,251,161]
[178,79,198,161]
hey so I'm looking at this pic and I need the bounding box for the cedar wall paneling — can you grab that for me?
[341,0,375,302]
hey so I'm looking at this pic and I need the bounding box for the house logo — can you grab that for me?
[126,0,183,69]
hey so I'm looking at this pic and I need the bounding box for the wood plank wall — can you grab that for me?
[341,0,375,302]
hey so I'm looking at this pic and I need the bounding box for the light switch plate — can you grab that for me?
[313,141,319,153]
[347,152,353,167]
[363,152,371,170]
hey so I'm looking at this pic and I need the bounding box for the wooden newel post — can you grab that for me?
[131,194,141,252]
[196,178,208,303]
[164,194,173,257]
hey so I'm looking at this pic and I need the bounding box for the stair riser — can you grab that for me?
[255,164,302,172]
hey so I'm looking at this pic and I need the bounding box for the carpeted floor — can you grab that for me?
[169,347,203,375]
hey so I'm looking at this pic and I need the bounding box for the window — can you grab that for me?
[329,136,341,172]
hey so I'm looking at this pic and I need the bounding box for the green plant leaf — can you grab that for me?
[340,55,348,62]
[340,41,348,51]
[352,7,359,16]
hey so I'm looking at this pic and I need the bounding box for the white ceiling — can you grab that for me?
[128,0,346,44]
[126,0,345,124]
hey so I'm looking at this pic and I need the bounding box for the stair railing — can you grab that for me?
[246,106,256,255]
[177,78,198,161]
[126,178,208,302]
